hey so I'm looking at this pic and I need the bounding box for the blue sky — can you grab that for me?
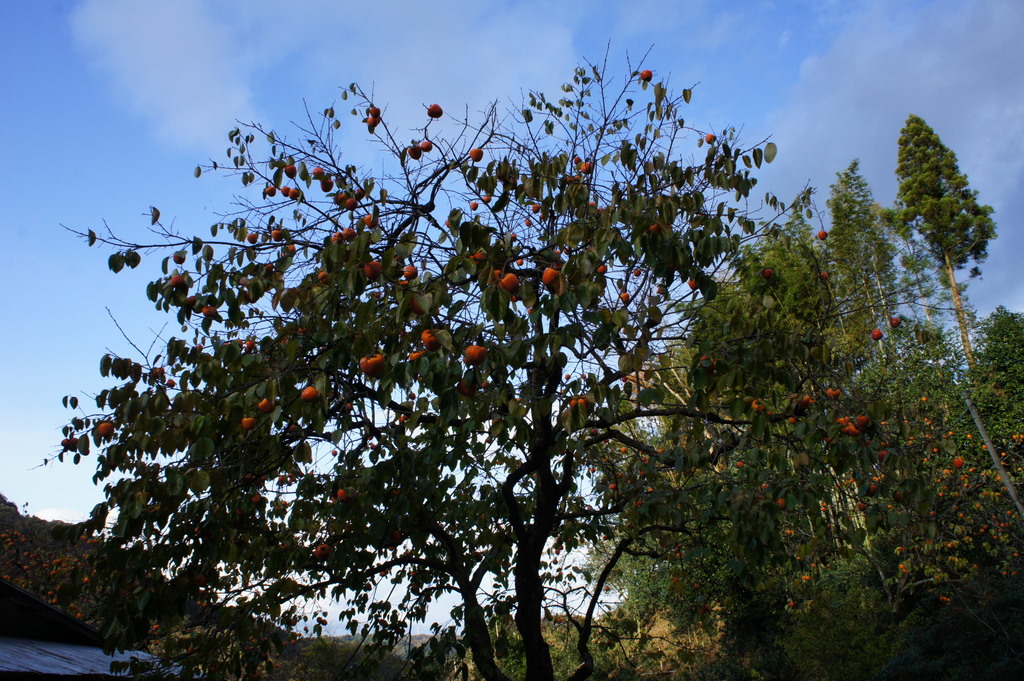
[3,0,1023,522]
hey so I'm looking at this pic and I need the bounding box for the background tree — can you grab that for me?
[971,307,1024,442]
[59,64,926,681]
[589,285,1024,681]
[587,177,1024,679]
[734,207,827,334]
[893,114,996,368]
[584,213,953,679]
[824,160,902,344]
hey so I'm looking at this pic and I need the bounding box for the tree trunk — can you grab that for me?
[920,282,933,323]
[870,252,894,317]
[463,590,513,681]
[944,253,975,368]
[499,353,560,681]
[515,542,555,681]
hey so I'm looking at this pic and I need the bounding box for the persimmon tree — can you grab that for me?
[60,64,906,681]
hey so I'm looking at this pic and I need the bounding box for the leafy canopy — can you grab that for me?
[59,64,914,681]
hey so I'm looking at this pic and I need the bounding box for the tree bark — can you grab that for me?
[498,347,560,681]
[944,253,975,369]
[514,546,555,681]
[464,593,513,681]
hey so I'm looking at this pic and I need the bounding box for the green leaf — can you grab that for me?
[189,470,211,494]
[168,470,185,495]
[434,329,453,351]
[492,192,510,213]
[618,352,642,374]
[189,437,214,460]
[764,142,777,164]
[482,286,505,321]
[637,386,663,405]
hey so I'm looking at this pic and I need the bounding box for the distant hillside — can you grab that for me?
[333,632,435,654]
[0,491,94,619]
[267,632,446,681]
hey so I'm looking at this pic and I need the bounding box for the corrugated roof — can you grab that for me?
[0,579,161,678]
[0,636,142,676]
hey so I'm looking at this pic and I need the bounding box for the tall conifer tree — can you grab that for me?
[893,114,996,367]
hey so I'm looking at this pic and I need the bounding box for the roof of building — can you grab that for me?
[0,636,145,679]
[0,579,100,646]
[0,579,153,679]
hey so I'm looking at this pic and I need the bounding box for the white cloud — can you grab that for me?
[69,0,585,163]
[597,0,739,49]
[279,0,581,132]
[766,0,1024,206]
[71,0,259,153]
[35,508,88,523]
